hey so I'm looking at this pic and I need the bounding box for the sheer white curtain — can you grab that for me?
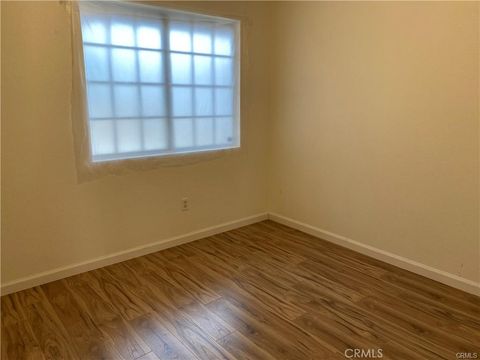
[78,1,240,162]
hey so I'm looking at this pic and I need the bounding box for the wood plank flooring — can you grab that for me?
[2,220,479,359]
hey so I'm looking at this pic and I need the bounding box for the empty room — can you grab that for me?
[1,1,479,359]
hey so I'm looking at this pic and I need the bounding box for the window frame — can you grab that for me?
[79,2,241,163]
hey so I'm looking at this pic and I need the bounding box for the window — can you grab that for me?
[79,2,240,162]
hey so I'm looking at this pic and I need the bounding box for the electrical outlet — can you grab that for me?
[181,197,189,211]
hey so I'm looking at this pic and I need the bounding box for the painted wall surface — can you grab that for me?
[1,1,270,283]
[2,1,479,288]
[269,2,480,282]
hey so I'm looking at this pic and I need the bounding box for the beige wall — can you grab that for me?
[1,1,270,284]
[269,2,480,283]
[2,1,479,288]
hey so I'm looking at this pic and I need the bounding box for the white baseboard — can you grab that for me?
[3,211,479,297]
[268,213,480,297]
[1,213,268,296]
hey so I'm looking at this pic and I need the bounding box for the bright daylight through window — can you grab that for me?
[79,2,240,162]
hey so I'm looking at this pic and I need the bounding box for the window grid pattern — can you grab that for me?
[81,10,238,162]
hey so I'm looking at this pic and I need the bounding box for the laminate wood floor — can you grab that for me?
[2,220,479,359]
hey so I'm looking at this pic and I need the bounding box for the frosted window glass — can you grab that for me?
[215,88,233,116]
[114,85,139,117]
[196,118,214,146]
[79,2,239,161]
[112,49,136,82]
[141,86,165,116]
[214,57,233,86]
[215,27,233,56]
[144,118,167,150]
[172,87,193,117]
[195,88,213,116]
[137,25,162,49]
[81,18,107,44]
[215,117,233,145]
[174,118,194,148]
[117,119,142,153]
[194,56,212,85]
[193,26,212,54]
[139,51,163,83]
[111,21,135,46]
[171,54,192,84]
[170,23,191,52]
[87,84,112,118]
[90,120,115,155]
[84,46,109,81]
